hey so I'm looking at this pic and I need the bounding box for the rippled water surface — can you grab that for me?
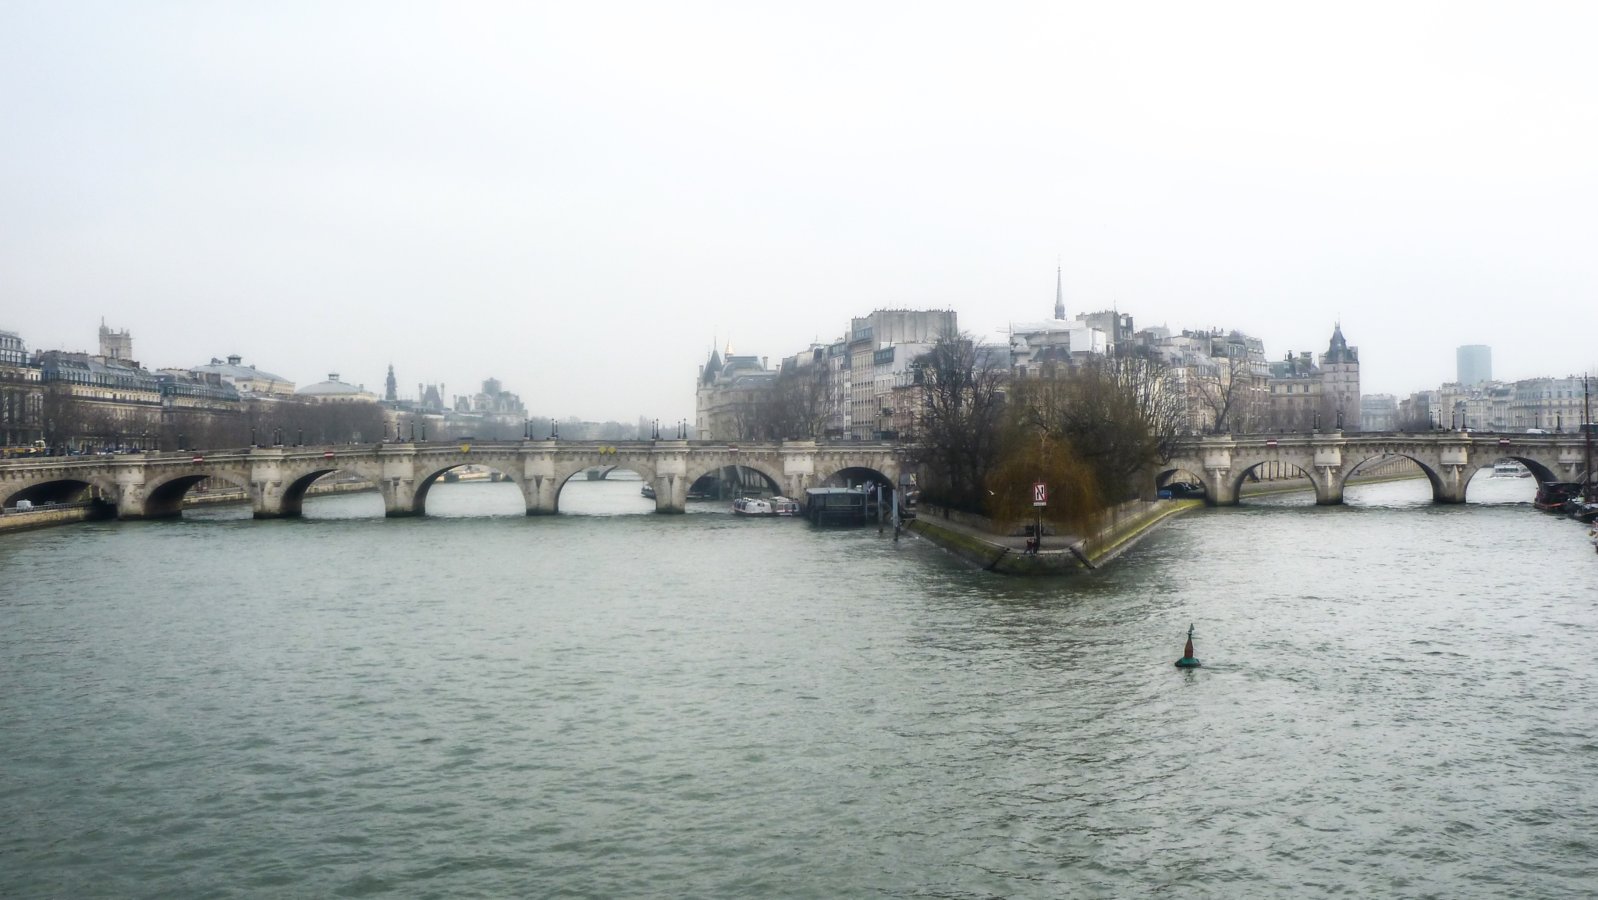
[3,476,1595,898]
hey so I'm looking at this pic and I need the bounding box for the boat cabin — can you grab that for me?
[804,487,869,525]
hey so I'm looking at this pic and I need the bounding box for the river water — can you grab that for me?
[3,474,1595,898]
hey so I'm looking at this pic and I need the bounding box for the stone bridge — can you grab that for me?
[1161,431,1591,505]
[0,440,911,519]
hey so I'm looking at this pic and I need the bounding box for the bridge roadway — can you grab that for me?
[0,440,910,519]
[1162,430,1591,505]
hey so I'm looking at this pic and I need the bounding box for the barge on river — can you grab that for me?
[803,487,869,526]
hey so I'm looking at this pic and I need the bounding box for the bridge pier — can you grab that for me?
[1310,445,1345,505]
[251,473,302,519]
[1311,468,1344,505]
[651,440,689,514]
[653,474,687,514]
[522,475,557,515]
[1205,468,1238,505]
[251,486,300,519]
[1430,466,1471,504]
[380,477,422,517]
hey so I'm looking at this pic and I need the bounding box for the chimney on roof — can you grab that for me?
[227,354,242,366]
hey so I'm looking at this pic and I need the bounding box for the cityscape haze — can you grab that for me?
[3,3,1596,423]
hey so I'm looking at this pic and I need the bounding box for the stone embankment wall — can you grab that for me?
[182,478,375,507]
[909,498,1204,575]
[1,480,377,534]
[0,503,108,534]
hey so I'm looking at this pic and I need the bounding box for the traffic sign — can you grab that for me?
[1032,482,1047,507]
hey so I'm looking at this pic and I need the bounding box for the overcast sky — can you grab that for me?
[3,2,1595,422]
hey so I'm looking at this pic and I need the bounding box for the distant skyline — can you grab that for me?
[4,2,1596,421]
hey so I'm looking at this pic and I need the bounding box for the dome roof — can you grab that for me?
[297,373,370,397]
[193,357,289,383]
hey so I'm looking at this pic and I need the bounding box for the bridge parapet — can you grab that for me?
[1163,430,1587,506]
[0,439,915,520]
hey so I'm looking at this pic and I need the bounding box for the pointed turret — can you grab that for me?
[701,345,723,385]
[1324,323,1356,364]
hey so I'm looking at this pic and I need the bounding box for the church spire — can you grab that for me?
[1054,264,1066,320]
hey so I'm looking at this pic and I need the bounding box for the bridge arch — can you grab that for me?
[413,459,533,517]
[1230,459,1321,504]
[141,469,253,519]
[276,464,386,518]
[1470,454,1558,485]
[818,464,894,489]
[682,459,785,501]
[546,457,660,514]
[3,473,119,508]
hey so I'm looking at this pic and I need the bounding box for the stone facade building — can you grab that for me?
[1320,324,1361,432]
[846,310,956,439]
[695,348,776,441]
[0,329,44,450]
[1261,325,1360,432]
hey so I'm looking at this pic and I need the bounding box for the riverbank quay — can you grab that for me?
[907,498,1205,575]
[908,469,1431,575]
[181,479,375,507]
[0,502,112,534]
[0,480,377,534]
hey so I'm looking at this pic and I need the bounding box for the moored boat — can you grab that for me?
[1534,481,1581,513]
[732,497,774,516]
[803,486,869,525]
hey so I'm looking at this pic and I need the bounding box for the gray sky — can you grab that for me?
[4,2,1596,422]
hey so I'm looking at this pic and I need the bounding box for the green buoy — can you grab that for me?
[1175,623,1201,668]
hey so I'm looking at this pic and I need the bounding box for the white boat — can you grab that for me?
[1492,461,1528,478]
[770,496,800,516]
[732,497,773,516]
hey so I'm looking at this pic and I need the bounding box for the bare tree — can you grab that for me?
[1193,342,1265,434]
[755,366,827,439]
[1046,351,1185,502]
[912,333,1008,514]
